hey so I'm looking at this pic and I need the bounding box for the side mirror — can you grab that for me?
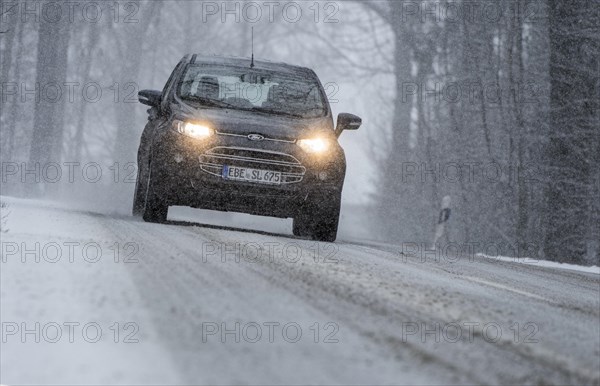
[138,89,162,107]
[335,113,362,137]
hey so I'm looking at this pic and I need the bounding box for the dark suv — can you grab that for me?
[133,55,362,242]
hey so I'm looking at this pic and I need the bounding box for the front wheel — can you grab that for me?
[142,167,168,223]
[132,169,147,216]
[292,211,314,238]
[293,197,341,242]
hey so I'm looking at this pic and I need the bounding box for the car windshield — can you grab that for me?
[177,64,327,118]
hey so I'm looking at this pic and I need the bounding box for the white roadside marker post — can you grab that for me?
[432,195,451,250]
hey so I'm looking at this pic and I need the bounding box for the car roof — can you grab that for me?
[187,54,317,77]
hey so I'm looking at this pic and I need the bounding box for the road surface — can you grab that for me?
[1,196,599,385]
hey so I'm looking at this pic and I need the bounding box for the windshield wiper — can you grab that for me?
[180,95,234,108]
[250,107,304,118]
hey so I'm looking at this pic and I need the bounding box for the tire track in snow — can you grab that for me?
[91,213,599,385]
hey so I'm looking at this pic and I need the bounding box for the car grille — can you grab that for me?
[199,147,306,184]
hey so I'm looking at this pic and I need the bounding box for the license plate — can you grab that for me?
[222,165,282,185]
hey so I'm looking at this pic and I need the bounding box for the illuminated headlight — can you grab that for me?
[173,120,213,139]
[297,138,331,154]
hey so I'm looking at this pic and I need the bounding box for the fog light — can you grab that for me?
[318,172,328,181]
[174,153,183,163]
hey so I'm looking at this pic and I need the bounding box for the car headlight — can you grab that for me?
[173,120,213,139]
[297,137,331,154]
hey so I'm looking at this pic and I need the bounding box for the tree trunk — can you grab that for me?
[512,4,529,256]
[28,5,71,196]
[0,1,19,161]
[71,22,99,161]
[545,0,599,263]
[6,17,24,162]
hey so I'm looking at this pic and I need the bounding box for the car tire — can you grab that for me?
[132,168,147,216]
[293,196,341,242]
[311,200,341,242]
[292,210,314,238]
[142,167,169,223]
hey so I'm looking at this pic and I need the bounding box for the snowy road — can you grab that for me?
[1,196,599,385]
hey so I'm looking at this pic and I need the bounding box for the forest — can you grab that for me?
[1,0,598,265]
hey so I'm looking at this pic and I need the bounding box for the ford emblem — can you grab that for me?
[247,134,264,141]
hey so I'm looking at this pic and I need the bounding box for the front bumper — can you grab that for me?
[150,129,345,218]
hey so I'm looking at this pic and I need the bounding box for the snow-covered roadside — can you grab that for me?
[336,236,600,275]
[0,196,181,384]
[476,253,600,275]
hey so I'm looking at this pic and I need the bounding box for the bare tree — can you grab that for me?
[28,3,71,195]
[545,0,599,263]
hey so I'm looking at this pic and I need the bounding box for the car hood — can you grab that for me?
[172,100,334,141]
